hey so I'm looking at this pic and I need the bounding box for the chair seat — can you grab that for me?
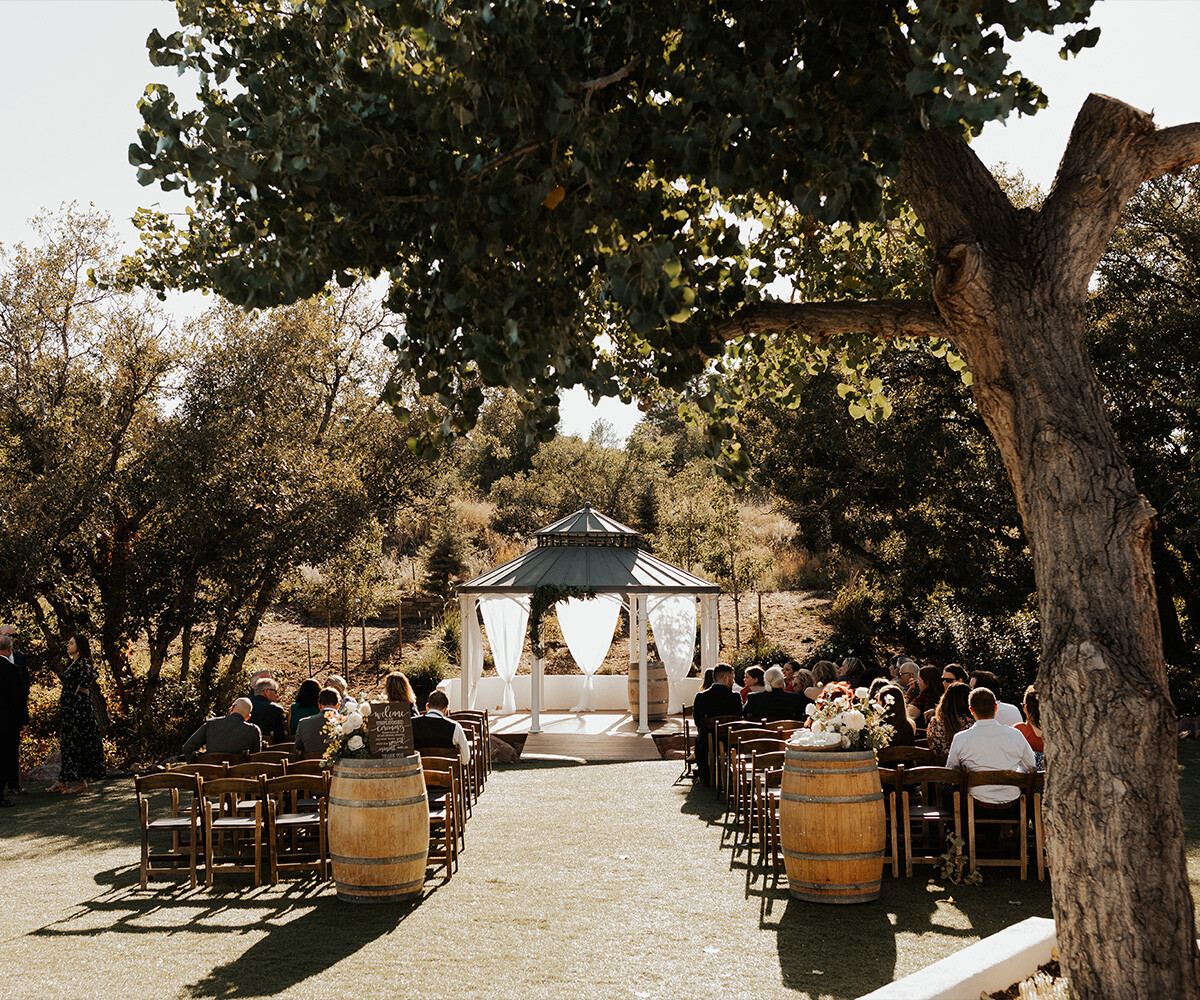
[146,816,197,831]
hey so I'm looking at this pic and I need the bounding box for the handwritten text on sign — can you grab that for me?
[366,702,414,757]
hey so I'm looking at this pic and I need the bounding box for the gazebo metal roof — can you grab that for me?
[459,505,719,595]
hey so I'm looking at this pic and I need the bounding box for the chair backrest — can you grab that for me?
[965,769,1033,793]
[763,719,805,733]
[137,772,201,797]
[196,752,248,766]
[168,763,226,779]
[738,738,784,762]
[419,746,462,761]
[749,749,786,773]
[897,766,964,790]
[263,774,326,811]
[730,728,777,749]
[878,746,942,767]
[227,762,285,779]
[249,750,292,764]
[286,759,327,776]
[200,776,265,815]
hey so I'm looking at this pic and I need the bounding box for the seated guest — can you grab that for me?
[181,698,262,755]
[699,668,715,692]
[412,690,470,765]
[942,663,969,685]
[927,682,972,758]
[383,671,418,715]
[781,660,798,692]
[946,687,1036,806]
[792,668,815,697]
[325,673,352,710]
[691,663,741,786]
[839,656,867,688]
[909,666,944,722]
[249,678,289,743]
[876,683,916,746]
[1015,684,1045,769]
[867,675,890,700]
[292,687,341,759]
[740,666,767,706]
[744,666,809,721]
[969,670,1023,725]
[896,660,919,698]
[805,660,838,700]
[289,678,322,734]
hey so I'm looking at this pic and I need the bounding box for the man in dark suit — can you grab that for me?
[0,626,31,798]
[690,663,741,786]
[744,665,810,721]
[292,687,341,759]
[181,698,263,755]
[412,690,470,765]
[249,677,288,744]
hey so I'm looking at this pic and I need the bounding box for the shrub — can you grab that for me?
[407,645,449,708]
[827,576,879,651]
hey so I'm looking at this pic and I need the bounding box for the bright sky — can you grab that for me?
[1,0,1196,438]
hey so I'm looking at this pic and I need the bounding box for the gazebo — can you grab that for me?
[457,506,720,733]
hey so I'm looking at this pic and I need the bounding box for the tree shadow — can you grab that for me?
[32,865,428,999]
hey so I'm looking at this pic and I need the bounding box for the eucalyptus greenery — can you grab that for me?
[529,584,596,659]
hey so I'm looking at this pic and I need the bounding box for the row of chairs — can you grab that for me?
[687,712,1047,884]
[139,709,493,890]
[137,770,327,888]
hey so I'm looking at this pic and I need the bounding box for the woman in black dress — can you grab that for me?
[46,634,106,794]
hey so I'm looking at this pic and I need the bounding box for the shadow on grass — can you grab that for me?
[32,864,424,999]
[4,779,141,853]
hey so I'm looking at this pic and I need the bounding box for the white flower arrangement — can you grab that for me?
[321,696,374,766]
[791,681,895,752]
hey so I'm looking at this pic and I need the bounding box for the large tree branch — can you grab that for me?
[1145,121,1200,180]
[711,298,948,345]
[1039,95,1167,290]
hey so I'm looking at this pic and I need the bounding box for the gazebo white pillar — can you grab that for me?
[635,593,649,734]
[530,651,542,733]
[458,594,484,711]
[700,594,719,672]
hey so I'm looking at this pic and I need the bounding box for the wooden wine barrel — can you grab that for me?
[627,659,669,720]
[328,755,429,903]
[779,748,885,903]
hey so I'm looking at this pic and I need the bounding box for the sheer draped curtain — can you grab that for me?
[648,595,697,713]
[479,594,530,715]
[460,596,485,710]
[556,595,622,712]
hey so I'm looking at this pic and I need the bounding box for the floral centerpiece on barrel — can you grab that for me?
[792,681,895,751]
[320,697,372,767]
[783,680,895,904]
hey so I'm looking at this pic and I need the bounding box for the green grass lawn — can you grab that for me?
[1,748,1196,1000]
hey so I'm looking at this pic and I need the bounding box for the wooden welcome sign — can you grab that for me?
[366,702,414,757]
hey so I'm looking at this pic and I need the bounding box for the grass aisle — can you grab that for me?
[11,750,1174,1000]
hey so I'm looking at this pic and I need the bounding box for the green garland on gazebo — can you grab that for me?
[529,584,597,658]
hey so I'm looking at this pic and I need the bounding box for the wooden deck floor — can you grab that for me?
[489,711,684,763]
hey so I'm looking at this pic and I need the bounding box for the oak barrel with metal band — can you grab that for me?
[328,754,429,902]
[779,747,885,903]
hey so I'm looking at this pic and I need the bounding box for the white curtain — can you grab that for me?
[459,595,484,710]
[649,595,698,713]
[557,595,622,712]
[700,594,719,671]
[479,594,529,715]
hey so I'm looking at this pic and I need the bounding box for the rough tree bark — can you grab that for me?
[722,95,1200,1000]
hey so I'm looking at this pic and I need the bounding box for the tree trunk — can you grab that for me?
[948,269,1199,1000]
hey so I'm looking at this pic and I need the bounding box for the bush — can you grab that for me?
[407,645,449,709]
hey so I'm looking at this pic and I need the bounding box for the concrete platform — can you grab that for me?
[489,711,684,762]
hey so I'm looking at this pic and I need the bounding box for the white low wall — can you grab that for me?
[440,674,702,714]
[858,917,1056,1000]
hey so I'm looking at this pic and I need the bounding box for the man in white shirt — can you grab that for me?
[946,687,1037,805]
[969,669,1024,726]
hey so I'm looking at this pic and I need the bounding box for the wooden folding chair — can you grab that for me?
[877,746,942,768]
[676,708,697,784]
[285,758,328,776]
[730,734,782,829]
[898,766,963,877]
[965,770,1032,879]
[264,775,327,883]
[877,764,902,876]
[756,766,784,876]
[703,714,742,791]
[136,772,202,889]
[452,716,487,798]
[167,762,227,779]
[422,760,458,876]
[745,749,785,850]
[419,749,467,852]
[452,710,492,777]
[715,720,759,800]
[201,777,266,887]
